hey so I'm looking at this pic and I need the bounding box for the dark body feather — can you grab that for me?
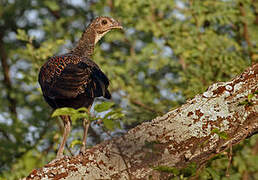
[38,54,111,109]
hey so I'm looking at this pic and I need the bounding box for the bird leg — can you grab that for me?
[79,118,90,154]
[56,115,71,158]
[79,106,91,154]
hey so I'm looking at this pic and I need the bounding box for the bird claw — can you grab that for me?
[79,147,86,155]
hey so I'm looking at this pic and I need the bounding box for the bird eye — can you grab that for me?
[101,19,108,25]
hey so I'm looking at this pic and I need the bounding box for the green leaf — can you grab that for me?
[103,118,116,131]
[238,100,253,106]
[247,93,254,101]
[211,128,220,134]
[206,167,220,180]
[104,110,125,120]
[94,102,115,112]
[218,131,228,140]
[70,140,82,149]
[51,107,76,117]
[52,107,90,122]
[16,29,31,42]
[110,112,125,119]
[76,107,89,113]
[70,113,89,123]
[211,128,228,139]
[103,111,117,118]
[153,166,179,175]
[181,162,197,177]
[238,100,249,106]
[44,1,60,11]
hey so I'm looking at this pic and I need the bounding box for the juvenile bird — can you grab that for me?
[38,17,122,158]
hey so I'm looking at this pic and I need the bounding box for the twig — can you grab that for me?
[242,171,249,180]
[226,144,233,177]
[189,163,206,180]
[252,0,258,25]
[0,32,17,119]
[0,127,11,141]
[105,131,132,180]
[107,0,114,11]
[251,138,258,155]
[239,2,255,63]
[130,98,162,115]
[65,143,74,156]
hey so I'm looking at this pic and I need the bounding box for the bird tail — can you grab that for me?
[104,89,111,99]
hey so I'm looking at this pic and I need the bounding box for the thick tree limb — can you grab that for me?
[27,64,258,180]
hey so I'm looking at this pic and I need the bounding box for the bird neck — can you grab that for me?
[71,26,97,58]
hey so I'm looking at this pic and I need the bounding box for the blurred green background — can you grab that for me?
[0,0,257,179]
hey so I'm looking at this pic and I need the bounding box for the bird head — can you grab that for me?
[90,16,123,44]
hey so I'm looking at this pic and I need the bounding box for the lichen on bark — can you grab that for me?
[27,63,258,180]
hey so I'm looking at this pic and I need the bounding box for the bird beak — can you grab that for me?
[115,23,123,29]
[116,25,123,30]
[111,20,123,30]
[112,24,123,33]
[112,25,123,30]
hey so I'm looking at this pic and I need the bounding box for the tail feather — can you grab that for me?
[104,89,111,99]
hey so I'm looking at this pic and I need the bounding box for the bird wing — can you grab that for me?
[39,55,110,100]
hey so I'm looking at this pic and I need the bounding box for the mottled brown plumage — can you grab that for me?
[39,54,111,109]
[38,17,122,158]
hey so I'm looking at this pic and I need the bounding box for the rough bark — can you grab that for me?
[27,63,258,180]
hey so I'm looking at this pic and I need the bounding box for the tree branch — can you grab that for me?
[130,98,163,115]
[0,32,17,119]
[27,63,258,179]
[239,2,255,64]
[252,0,258,25]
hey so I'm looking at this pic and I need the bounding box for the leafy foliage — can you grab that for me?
[94,102,115,112]
[238,91,257,106]
[0,0,257,179]
[211,128,229,140]
[94,102,124,131]
[52,107,89,123]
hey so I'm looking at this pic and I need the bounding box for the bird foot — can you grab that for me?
[79,146,87,155]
